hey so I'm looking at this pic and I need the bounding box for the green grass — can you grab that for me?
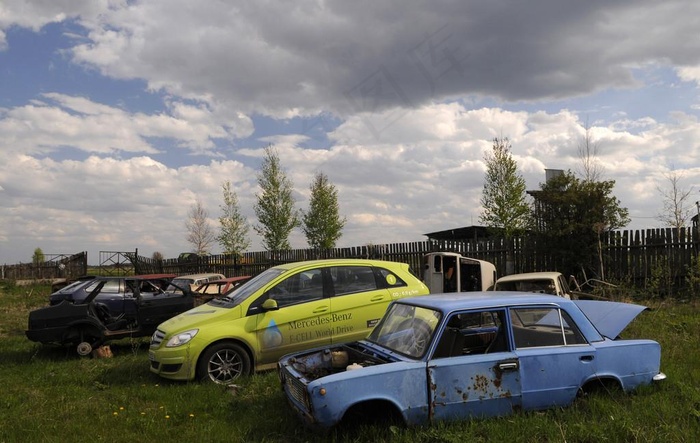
[1,281,699,442]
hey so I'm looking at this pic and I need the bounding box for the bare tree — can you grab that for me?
[185,198,215,255]
[576,118,604,182]
[656,170,694,234]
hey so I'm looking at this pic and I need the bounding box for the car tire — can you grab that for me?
[77,341,93,356]
[198,342,251,384]
[64,325,102,350]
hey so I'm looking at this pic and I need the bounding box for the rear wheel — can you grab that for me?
[197,342,251,384]
[76,342,93,356]
[64,326,103,355]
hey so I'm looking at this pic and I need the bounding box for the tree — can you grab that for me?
[254,145,299,251]
[479,137,530,239]
[576,118,604,182]
[185,198,215,255]
[152,251,164,261]
[302,172,346,249]
[32,248,45,265]
[530,171,630,279]
[217,180,251,256]
[656,170,694,234]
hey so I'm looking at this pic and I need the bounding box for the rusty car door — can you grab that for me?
[428,352,522,422]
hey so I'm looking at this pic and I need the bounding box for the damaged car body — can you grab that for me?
[26,276,194,355]
[278,293,666,430]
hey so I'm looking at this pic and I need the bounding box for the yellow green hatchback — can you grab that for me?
[148,259,429,384]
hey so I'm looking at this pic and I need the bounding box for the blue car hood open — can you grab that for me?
[574,300,648,339]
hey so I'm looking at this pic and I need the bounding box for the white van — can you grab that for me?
[423,252,496,293]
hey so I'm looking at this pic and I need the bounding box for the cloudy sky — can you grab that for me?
[1,0,699,265]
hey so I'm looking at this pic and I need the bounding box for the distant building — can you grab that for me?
[527,168,565,231]
[424,226,503,242]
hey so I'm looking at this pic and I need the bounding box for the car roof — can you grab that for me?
[131,273,177,280]
[90,274,176,281]
[174,273,225,280]
[271,259,406,270]
[204,276,251,284]
[400,292,574,312]
[496,272,563,282]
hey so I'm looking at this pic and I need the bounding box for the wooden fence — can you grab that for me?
[0,252,88,282]
[131,227,699,294]
[3,228,698,296]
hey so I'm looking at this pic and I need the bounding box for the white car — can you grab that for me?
[493,271,574,299]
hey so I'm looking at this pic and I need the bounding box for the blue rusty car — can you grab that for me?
[278,293,666,430]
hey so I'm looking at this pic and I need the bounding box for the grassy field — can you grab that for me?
[1,281,698,443]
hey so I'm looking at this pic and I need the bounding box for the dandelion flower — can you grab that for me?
[165,415,170,419]
[189,414,195,418]
[113,412,118,416]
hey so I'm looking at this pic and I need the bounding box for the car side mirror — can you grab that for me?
[262,298,279,311]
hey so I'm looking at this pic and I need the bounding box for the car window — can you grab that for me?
[376,267,408,288]
[85,279,120,294]
[56,280,90,293]
[331,266,377,296]
[268,268,325,308]
[510,307,587,348]
[558,274,571,294]
[433,309,505,358]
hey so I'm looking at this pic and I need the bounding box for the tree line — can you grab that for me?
[29,122,695,283]
[184,145,346,258]
[479,128,696,280]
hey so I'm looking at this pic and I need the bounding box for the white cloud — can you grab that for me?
[0,93,252,157]
[2,1,700,263]
[677,66,700,84]
[5,101,699,263]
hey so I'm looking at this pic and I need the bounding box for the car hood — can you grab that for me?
[574,300,647,339]
[157,303,242,333]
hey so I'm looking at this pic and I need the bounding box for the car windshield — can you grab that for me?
[208,268,286,307]
[367,303,441,359]
[498,279,555,294]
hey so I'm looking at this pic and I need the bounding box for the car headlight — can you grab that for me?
[165,329,199,347]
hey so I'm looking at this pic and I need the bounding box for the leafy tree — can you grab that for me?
[185,198,215,255]
[32,248,45,265]
[479,137,530,239]
[529,171,630,279]
[302,172,346,249]
[254,145,299,251]
[217,180,251,256]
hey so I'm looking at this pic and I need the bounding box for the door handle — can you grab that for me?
[580,355,594,362]
[498,361,519,371]
[313,306,329,313]
[370,295,385,302]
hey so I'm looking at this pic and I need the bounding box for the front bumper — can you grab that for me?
[148,345,198,381]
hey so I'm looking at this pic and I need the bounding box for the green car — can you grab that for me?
[149,259,429,384]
